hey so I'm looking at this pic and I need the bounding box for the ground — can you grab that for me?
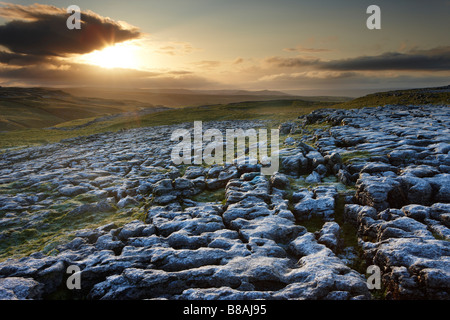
[0,101,449,300]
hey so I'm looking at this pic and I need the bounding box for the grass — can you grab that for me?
[1,85,448,265]
[431,231,450,242]
[62,86,353,107]
[0,182,23,195]
[0,99,337,150]
[104,99,337,131]
[296,215,324,233]
[303,121,333,131]
[2,85,449,150]
[341,150,373,163]
[0,87,158,132]
[0,181,56,197]
[191,189,226,203]
[333,85,450,109]
[0,196,148,261]
[283,174,367,274]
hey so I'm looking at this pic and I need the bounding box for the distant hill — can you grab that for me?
[0,98,337,149]
[146,89,291,96]
[0,87,162,131]
[0,86,351,132]
[61,87,351,108]
[333,85,450,109]
[1,85,448,149]
[1,85,447,132]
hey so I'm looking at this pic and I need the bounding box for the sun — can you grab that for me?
[79,42,142,69]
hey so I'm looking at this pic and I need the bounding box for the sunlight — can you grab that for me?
[79,42,142,69]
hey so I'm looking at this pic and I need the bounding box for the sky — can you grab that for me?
[0,0,449,96]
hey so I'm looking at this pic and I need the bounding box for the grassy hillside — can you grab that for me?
[62,87,352,108]
[0,99,336,149]
[0,87,159,131]
[333,85,450,109]
[1,85,448,150]
[107,99,337,127]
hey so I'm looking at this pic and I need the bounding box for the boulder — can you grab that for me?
[401,204,430,222]
[355,174,402,211]
[305,171,321,184]
[184,166,205,179]
[269,173,290,189]
[317,222,342,252]
[117,196,138,208]
[0,277,43,300]
[59,185,89,197]
[399,175,432,205]
[153,193,179,205]
[360,162,396,174]
[174,178,194,190]
[95,234,124,253]
[388,149,417,166]
[367,238,450,299]
[377,217,434,241]
[281,153,308,176]
[152,179,173,196]
[305,151,325,168]
[279,122,294,135]
[288,232,327,257]
[293,195,335,220]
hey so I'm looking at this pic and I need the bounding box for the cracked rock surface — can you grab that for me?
[0,105,449,300]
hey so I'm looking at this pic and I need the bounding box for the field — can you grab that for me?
[1,85,449,150]
[0,94,340,149]
[0,87,160,132]
[0,85,449,300]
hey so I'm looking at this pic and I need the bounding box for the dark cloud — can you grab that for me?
[0,3,216,89]
[0,3,141,58]
[322,47,450,71]
[283,46,330,53]
[0,62,154,82]
[0,51,50,65]
[255,70,450,96]
[265,56,320,68]
[0,62,217,89]
[267,46,450,71]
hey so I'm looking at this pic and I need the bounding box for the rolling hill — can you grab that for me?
[333,85,450,109]
[0,85,448,150]
[0,98,338,149]
[61,87,352,107]
[0,87,161,131]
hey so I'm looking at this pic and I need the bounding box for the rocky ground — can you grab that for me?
[0,104,449,300]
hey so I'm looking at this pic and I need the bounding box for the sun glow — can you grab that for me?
[79,42,143,69]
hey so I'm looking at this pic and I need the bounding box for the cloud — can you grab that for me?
[0,61,217,89]
[259,71,356,82]
[264,56,320,68]
[267,46,450,72]
[254,70,450,94]
[0,2,141,58]
[0,51,50,65]
[0,3,217,89]
[283,45,330,53]
[193,60,221,70]
[322,47,450,71]
[155,41,197,56]
[0,2,62,20]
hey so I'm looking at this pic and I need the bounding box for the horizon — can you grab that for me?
[0,1,450,304]
[1,83,449,99]
[0,1,449,97]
